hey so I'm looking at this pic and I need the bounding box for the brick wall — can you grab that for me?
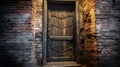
[95,0,120,67]
[0,0,120,67]
[35,0,43,66]
[0,0,36,67]
[79,0,97,67]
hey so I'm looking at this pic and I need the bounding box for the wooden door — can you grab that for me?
[47,2,75,61]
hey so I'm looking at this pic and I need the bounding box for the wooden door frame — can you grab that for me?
[43,0,80,65]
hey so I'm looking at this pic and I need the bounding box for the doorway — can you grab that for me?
[43,0,80,64]
[47,1,75,62]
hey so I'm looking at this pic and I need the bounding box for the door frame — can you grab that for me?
[43,0,80,65]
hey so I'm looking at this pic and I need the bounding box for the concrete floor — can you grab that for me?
[38,61,81,67]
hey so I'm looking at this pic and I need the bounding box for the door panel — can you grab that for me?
[48,3,75,61]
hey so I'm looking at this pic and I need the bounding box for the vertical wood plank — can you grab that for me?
[43,0,47,65]
[62,12,67,56]
[75,0,80,63]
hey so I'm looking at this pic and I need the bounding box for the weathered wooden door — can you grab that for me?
[47,2,75,61]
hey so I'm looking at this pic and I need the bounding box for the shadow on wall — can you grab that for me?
[0,50,24,67]
[0,14,23,67]
[0,0,35,67]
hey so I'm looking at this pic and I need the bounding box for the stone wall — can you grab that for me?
[95,0,120,67]
[0,0,36,67]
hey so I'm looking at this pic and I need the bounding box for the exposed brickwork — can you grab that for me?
[95,0,120,67]
[79,0,97,67]
[35,0,43,66]
[0,0,36,67]
[0,0,120,67]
